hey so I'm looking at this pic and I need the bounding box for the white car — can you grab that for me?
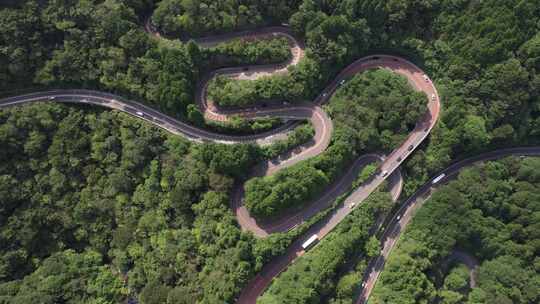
[136,111,144,116]
[48,96,55,100]
[431,94,436,101]
[382,170,388,177]
[349,202,356,209]
[361,282,366,287]
[339,79,346,85]
[397,215,401,220]
[423,75,429,82]
[322,92,328,97]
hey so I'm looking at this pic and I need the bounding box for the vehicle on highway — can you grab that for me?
[423,74,429,82]
[302,234,319,250]
[397,157,402,162]
[0,52,442,304]
[432,173,446,184]
[372,56,380,60]
[136,111,144,116]
[408,144,414,151]
[284,101,289,105]
[431,93,436,101]
[361,282,366,287]
[396,215,401,220]
[48,96,55,100]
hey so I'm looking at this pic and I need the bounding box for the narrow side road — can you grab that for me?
[356,147,540,304]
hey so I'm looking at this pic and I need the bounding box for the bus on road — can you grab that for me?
[432,173,446,185]
[302,234,319,250]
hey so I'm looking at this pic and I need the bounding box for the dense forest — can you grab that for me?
[0,103,269,303]
[0,0,291,122]
[370,157,540,304]
[204,0,540,211]
[1,0,196,114]
[258,190,392,304]
[1,0,540,303]
[151,0,300,38]
[244,69,427,218]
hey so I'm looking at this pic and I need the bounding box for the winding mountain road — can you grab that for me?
[0,24,441,304]
[147,22,442,302]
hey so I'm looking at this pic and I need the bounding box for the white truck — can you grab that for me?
[302,234,319,250]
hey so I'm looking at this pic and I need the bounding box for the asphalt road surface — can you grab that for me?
[1,25,442,304]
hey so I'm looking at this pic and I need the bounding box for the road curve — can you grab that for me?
[227,54,441,238]
[1,24,440,304]
[236,55,440,303]
[356,147,540,304]
[0,89,298,145]
[0,56,426,239]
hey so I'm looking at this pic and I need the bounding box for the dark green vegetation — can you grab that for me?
[261,122,314,159]
[205,0,540,195]
[371,157,540,304]
[206,36,291,69]
[1,0,195,115]
[0,103,266,303]
[151,0,299,38]
[205,114,284,135]
[2,0,540,303]
[205,54,324,107]
[258,190,393,304]
[383,0,540,195]
[207,74,298,108]
[244,69,426,218]
[253,0,540,299]
[3,0,539,153]
[0,0,292,122]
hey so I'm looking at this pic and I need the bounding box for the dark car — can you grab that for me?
[408,145,414,151]
[397,157,402,162]
[243,67,249,71]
